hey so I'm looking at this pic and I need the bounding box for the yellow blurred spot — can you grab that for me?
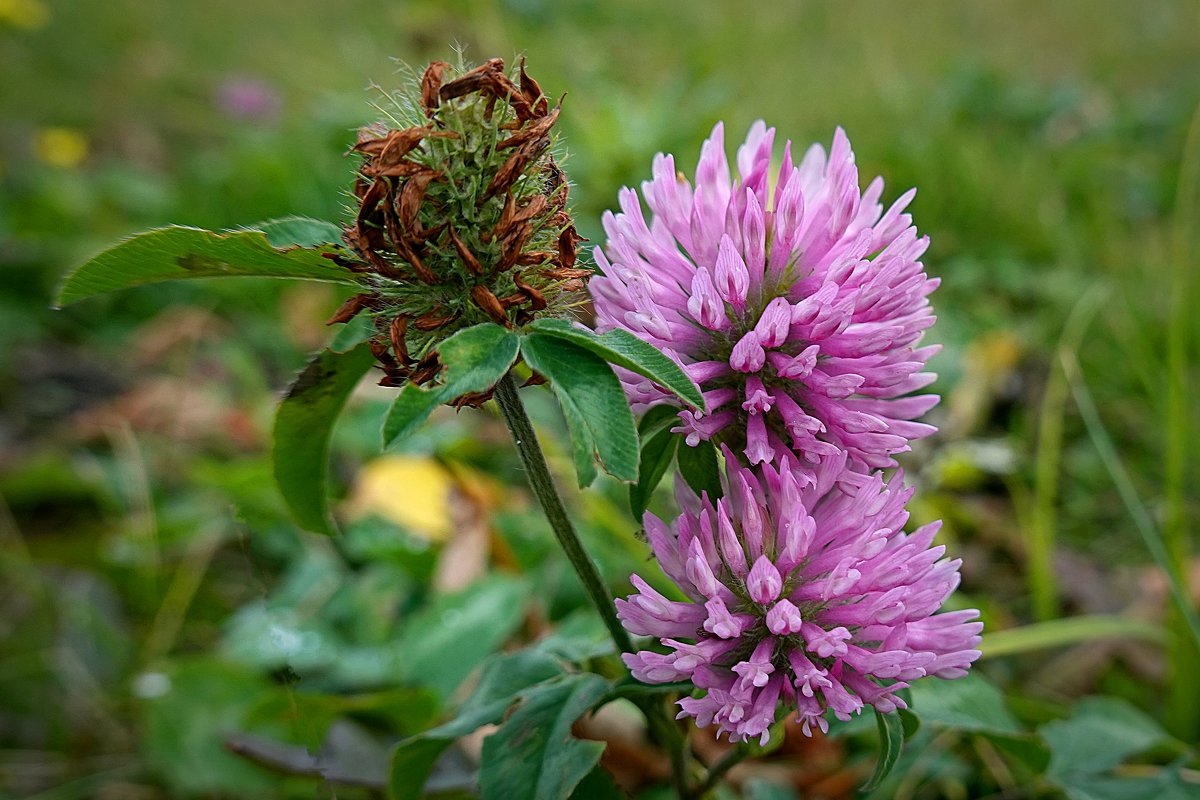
[34,127,89,169]
[934,449,987,492]
[946,330,1024,438]
[344,455,454,541]
[0,0,49,30]
[975,332,1022,373]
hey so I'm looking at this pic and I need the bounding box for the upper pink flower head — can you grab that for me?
[590,122,940,478]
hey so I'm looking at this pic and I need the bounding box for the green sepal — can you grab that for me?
[629,426,678,521]
[638,404,683,438]
[676,437,723,500]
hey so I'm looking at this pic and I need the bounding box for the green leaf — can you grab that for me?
[383,323,520,449]
[520,333,640,486]
[676,438,723,500]
[397,575,530,700]
[534,611,616,663]
[898,708,921,740]
[479,673,611,800]
[141,657,280,795]
[744,778,798,800]
[272,343,375,535]
[388,650,565,800]
[908,676,1052,779]
[55,223,356,306]
[629,426,678,520]
[329,313,375,353]
[907,672,1022,736]
[569,765,626,800]
[1042,697,1175,782]
[1053,770,1196,800]
[639,404,683,438]
[862,708,905,792]
[628,406,685,518]
[254,216,344,248]
[437,323,523,397]
[527,318,705,409]
[739,719,788,759]
[988,734,1051,775]
[383,385,447,450]
[442,651,567,737]
[388,737,455,800]
[562,395,600,488]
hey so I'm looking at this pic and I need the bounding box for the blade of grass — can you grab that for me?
[1062,352,1200,653]
[1163,102,1200,738]
[141,530,225,663]
[0,492,52,638]
[106,423,160,607]
[979,614,1166,659]
[1028,284,1108,621]
[20,765,138,800]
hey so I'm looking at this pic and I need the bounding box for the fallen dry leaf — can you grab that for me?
[343,455,455,542]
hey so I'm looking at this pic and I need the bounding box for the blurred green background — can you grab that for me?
[1,1,1198,798]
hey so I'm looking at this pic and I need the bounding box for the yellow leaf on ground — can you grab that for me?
[344,455,454,542]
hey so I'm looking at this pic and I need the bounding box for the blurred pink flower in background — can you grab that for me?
[215,75,282,123]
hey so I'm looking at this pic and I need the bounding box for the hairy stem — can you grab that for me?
[493,371,633,652]
[492,371,692,795]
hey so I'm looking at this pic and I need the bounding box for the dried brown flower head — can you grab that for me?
[328,57,590,403]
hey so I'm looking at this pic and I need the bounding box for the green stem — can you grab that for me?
[493,371,633,653]
[690,746,750,798]
[650,696,691,798]
[492,371,692,795]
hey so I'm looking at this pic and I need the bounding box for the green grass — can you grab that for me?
[1163,104,1200,739]
[1,0,1199,797]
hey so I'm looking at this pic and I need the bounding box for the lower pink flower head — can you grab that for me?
[590,121,940,479]
[616,450,981,743]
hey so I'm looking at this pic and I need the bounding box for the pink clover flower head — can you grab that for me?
[590,121,940,478]
[616,451,982,743]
